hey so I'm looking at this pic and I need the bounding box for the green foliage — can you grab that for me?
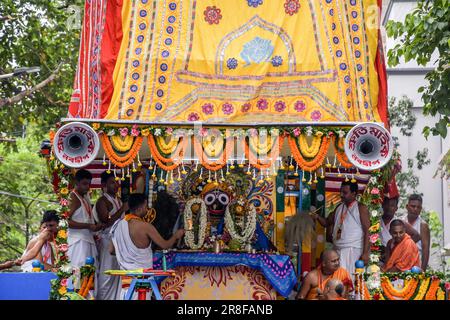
[0,0,81,136]
[388,96,431,208]
[388,96,416,137]
[435,149,450,179]
[0,126,57,262]
[386,0,450,139]
[395,149,432,208]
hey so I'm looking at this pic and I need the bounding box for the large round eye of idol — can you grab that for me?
[204,193,216,205]
[218,194,230,206]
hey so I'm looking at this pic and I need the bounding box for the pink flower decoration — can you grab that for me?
[369,234,379,244]
[274,101,286,112]
[199,128,209,137]
[248,128,258,137]
[166,127,173,135]
[241,103,251,113]
[311,110,322,121]
[131,124,140,137]
[257,99,268,110]
[293,128,301,137]
[445,282,450,291]
[58,244,69,253]
[187,112,200,122]
[202,103,214,115]
[60,278,68,287]
[204,6,222,25]
[370,188,380,195]
[222,103,234,115]
[119,127,129,137]
[60,198,69,206]
[294,100,306,112]
[284,0,300,15]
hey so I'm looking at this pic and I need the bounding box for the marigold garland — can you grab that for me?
[193,132,234,171]
[424,279,440,300]
[202,135,225,158]
[436,288,445,300]
[334,137,353,168]
[101,134,143,168]
[248,135,275,155]
[288,135,331,171]
[110,135,134,152]
[244,136,284,170]
[155,136,179,154]
[148,134,187,171]
[381,277,418,300]
[413,278,431,300]
[298,134,322,158]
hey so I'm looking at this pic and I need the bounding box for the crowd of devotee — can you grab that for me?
[0,169,430,300]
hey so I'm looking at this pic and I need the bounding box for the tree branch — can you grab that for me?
[42,91,68,107]
[0,240,23,255]
[0,62,65,108]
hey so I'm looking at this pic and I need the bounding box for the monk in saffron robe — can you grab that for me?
[296,249,353,300]
[383,219,421,272]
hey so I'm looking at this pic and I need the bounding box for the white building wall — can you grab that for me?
[384,0,450,269]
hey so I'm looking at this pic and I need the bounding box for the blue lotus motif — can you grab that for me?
[240,37,274,66]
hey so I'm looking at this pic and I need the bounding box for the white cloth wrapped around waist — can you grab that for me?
[333,202,364,249]
[111,220,153,270]
[68,201,96,244]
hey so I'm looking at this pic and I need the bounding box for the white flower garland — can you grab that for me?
[224,202,257,243]
[183,198,207,250]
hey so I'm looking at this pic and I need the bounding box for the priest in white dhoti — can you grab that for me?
[325,181,370,276]
[110,193,184,299]
[67,169,103,269]
[93,171,128,300]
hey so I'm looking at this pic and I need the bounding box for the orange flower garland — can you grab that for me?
[424,279,440,300]
[193,133,234,171]
[336,149,353,168]
[101,134,143,168]
[334,137,353,168]
[381,278,419,300]
[288,135,331,171]
[244,136,284,170]
[148,134,187,171]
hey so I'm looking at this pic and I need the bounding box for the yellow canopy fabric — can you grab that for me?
[105,0,382,124]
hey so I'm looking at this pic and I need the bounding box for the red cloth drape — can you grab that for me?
[376,0,389,129]
[100,0,124,118]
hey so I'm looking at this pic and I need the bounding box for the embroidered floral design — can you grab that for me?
[222,103,234,115]
[227,58,238,70]
[284,0,300,15]
[204,6,222,25]
[187,112,200,121]
[274,101,286,112]
[271,56,283,67]
[241,103,251,113]
[247,0,263,7]
[294,100,306,112]
[311,110,322,121]
[241,37,274,65]
[256,99,268,110]
[202,103,214,115]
